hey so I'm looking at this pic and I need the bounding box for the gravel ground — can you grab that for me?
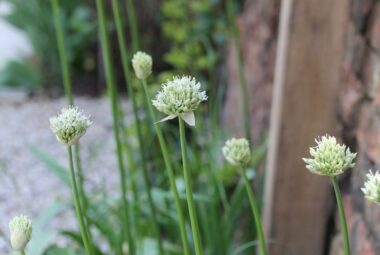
[0,94,132,253]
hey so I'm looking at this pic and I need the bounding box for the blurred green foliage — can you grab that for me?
[160,0,227,80]
[0,60,42,88]
[0,0,96,88]
[29,135,266,255]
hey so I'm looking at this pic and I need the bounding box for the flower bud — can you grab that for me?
[152,76,207,126]
[362,170,380,204]
[222,138,251,166]
[122,242,129,255]
[50,106,91,146]
[9,215,32,251]
[303,135,356,176]
[132,51,152,80]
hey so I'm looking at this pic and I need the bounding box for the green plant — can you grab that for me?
[222,138,268,255]
[1,0,96,89]
[0,60,41,88]
[304,135,356,255]
[67,146,93,255]
[137,70,191,255]
[10,1,272,255]
[160,0,228,131]
[111,1,163,254]
[95,0,135,254]
[51,1,93,249]
[332,177,350,255]
[49,107,93,255]
[152,76,207,254]
[161,0,222,74]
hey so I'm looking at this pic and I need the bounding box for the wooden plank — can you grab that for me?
[263,0,349,254]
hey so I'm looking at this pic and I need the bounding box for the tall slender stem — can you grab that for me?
[226,0,251,142]
[178,118,203,255]
[110,0,142,223]
[74,145,88,215]
[95,1,134,254]
[20,250,25,255]
[51,0,72,105]
[141,79,191,255]
[108,0,141,231]
[241,167,268,255]
[332,176,351,255]
[125,0,140,52]
[51,1,92,246]
[74,145,93,247]
[67,146,92,255]
[110,0,163,253]
[124,0,154,138]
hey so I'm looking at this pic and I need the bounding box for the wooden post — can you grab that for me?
[263,0,348,254]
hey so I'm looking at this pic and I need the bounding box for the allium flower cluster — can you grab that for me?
[9,215,32,251]
[303,135,356,176]
[132,51,152,80]
[50,106,91,146]
[222,138,251,166]
[152,76,207,126]
[362,170,380,204]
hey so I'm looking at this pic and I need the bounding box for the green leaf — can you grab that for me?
[43,246,79,255]
[232,240,259,255]
[60,230,103,255]
[86,200,122,252]
[27,143,70,187]
[26,202,68,255]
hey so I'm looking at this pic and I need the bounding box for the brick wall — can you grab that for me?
[222,0,279,143]
[225,0,380,254]
[332,0,380,254]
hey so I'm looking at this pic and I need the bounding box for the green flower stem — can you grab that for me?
[110,0,142,229]
[209,143,230,212]
[74,145,93,247]
[332,176,351,255]
[241,167,268,255]
[74,145,88,214]
[51,0,72,105]
[121,125,141,216]
[68,146,92,255]
[95,0,135,254]
[110,0,163,253]
[125,0,154,139]
[178,117,203,255]
[141,79,191,255]
[125,0,139,52]
[226,0,251,142]
[52,0,88,213]
[20,250,25,255]
[52,1,93,251]
[136,139,164,255]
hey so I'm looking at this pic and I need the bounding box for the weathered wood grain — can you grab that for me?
[263,0,349,254]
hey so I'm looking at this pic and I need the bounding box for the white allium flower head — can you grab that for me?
[303,135,356,176]
[132,51,152,80]
[222,138,251,166]
[9,215,32,251]
[362,170,380,204]
[152,75,207,126]
[50,106,91,146]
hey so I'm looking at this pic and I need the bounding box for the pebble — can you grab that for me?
[0,96,133,253]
